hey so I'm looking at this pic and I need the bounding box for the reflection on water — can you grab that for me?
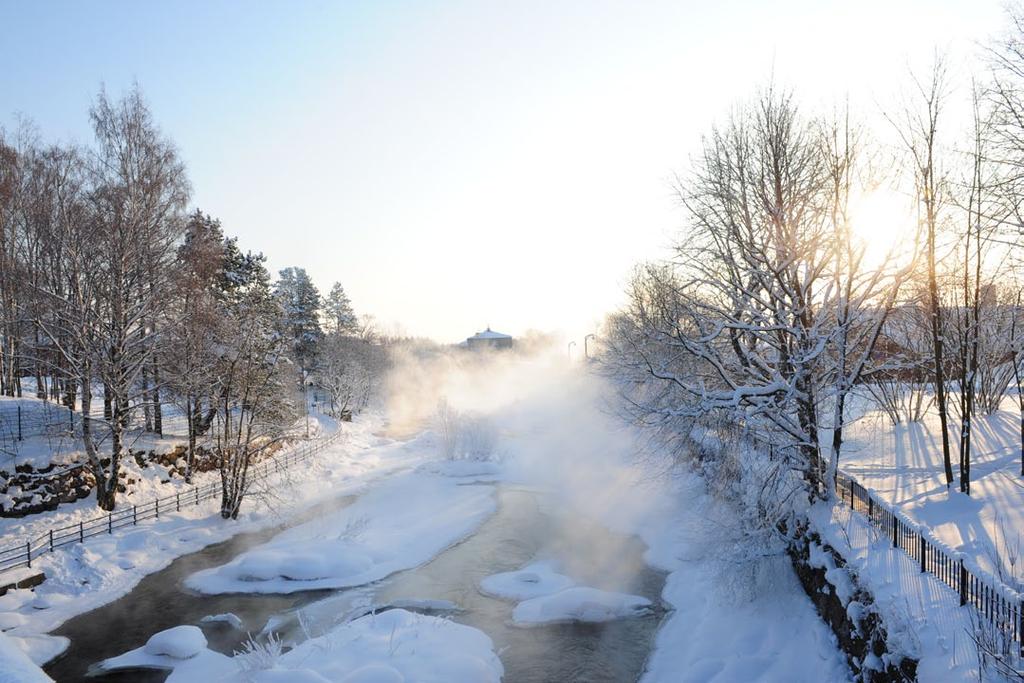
[46,487,666,683]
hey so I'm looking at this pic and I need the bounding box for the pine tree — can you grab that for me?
[274,266,323,378]
[324,282,358,335]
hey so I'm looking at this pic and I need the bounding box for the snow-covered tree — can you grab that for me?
[275,266,322,382]
[214,252,297,519]
[323,282,358,336]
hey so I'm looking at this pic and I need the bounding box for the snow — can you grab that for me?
[95,642,231,675]
[0,414,442,665]
[468,328,512,340]
[0,631,51,683]
[200,612,244,629]
[100,609,503,683]
[479,561,575,600]
[512,586,652,625]
[811,498,981,681]
[143,625,206,659]
[840,392,1024,588]
[185,468,496,594]
[418,458,502,479]
[6,354,854,681]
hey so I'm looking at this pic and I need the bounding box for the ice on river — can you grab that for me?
[186,470,496,594]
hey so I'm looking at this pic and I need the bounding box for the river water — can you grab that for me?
[44,485,666,682]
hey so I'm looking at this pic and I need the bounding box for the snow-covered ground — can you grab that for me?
[0,382,196,472]
[841,393,1024,588]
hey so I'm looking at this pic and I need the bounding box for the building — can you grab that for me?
[466,327,514,351]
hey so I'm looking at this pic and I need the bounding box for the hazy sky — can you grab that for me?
[0,0,1009,343]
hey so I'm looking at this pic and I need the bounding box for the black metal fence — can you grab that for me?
[0,430,343,575]
[0,403,78,446]
[836,471,1024,656]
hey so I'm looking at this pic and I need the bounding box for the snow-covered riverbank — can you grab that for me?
[3,355,852,681]
[0,414,437,670]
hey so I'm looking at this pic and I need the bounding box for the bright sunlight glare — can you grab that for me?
[848,188,917,267]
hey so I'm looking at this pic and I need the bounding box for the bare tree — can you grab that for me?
[891,59,956,488]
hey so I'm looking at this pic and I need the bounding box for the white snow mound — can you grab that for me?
[0,632,52,682]
[143,626,207,659]
[480,561,575,600]
[512,586,652,625]
[186,472,495,595]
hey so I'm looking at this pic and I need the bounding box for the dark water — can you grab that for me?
[44,486,666,683]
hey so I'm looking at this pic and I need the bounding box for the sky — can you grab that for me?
[0,0,1010,344]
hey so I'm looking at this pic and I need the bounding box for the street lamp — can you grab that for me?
[584,333,596,359]
[567,340,576,361]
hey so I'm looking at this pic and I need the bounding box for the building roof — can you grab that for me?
[468,327,512,340]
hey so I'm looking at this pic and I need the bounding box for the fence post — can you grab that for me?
[195,486,199,505]
[49,529,53,552]
[1019,600,1023,657]
[108,513,112,534]
[155,499,159,519]
[868,495,873,521]
[78,521,83,543]
[17,406,22,441]
[920,534,926,573]
[25,540,30,568]
[893,514,898,548]
[176,492,180,512]
[960,559,968,606]
[133,505,137,525]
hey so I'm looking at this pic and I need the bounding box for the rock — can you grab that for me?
[143,625,207,659]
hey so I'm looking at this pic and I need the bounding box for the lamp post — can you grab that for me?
[567,340,576,361]
[584,333,596,359]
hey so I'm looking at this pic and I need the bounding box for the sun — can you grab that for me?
[846,188,917,267]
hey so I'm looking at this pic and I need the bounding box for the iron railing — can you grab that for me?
[0,430,343,575]
[836,471,1023,656]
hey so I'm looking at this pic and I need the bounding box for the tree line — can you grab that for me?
[0,86,385,517]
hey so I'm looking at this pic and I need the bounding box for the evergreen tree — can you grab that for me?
[274,266,323,377]
[324,281,358,335]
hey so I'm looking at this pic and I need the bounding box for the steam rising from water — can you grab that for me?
[382,343,671,589]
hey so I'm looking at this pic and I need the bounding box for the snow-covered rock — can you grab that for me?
[159,609,502,683]
[143,625,207,659]
[200,613,244,630]
[512,586,652,625]
[480,561,575,600]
